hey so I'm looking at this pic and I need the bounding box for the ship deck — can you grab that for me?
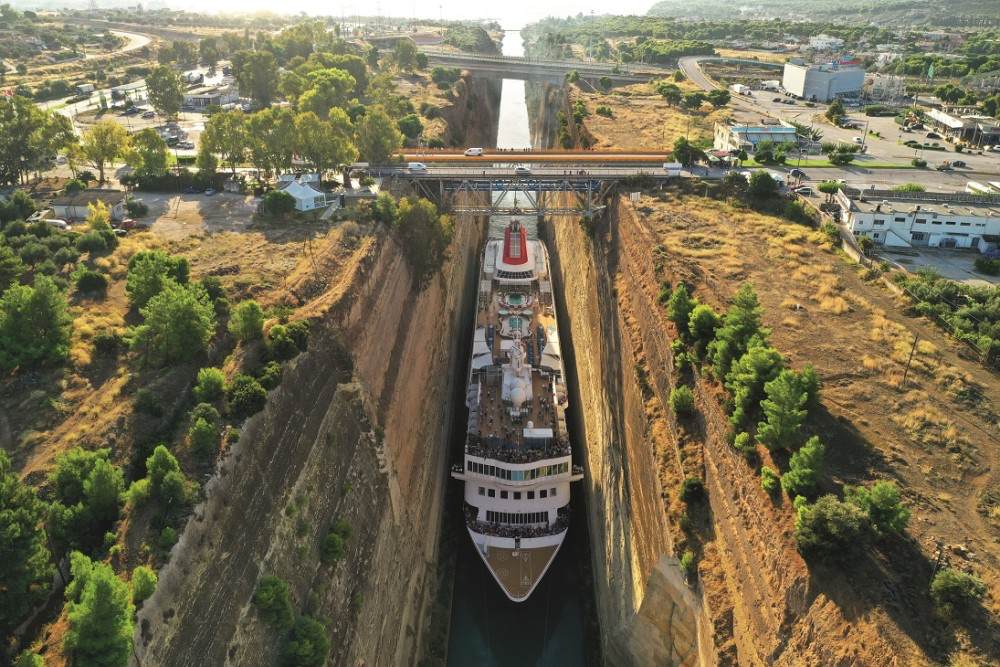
[479,541,560,601]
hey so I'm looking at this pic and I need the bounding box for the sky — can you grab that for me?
[170,0,657,29]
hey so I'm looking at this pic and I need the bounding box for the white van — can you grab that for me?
[45,218,69,230]
[408,162,427,172]
[464,147,484,157]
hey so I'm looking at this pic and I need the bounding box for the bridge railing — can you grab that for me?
[422,48,636,74]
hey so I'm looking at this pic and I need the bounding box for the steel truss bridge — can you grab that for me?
[364,166,672,217]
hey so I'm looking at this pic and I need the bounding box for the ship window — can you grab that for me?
[488,489,495,498]
[478,487,485,496]
[527,491,535,499]
[500,490,508,499]
[551,488,557,496]
[514,492,521,500]
[540,489,548,498]
[512,470,524,481]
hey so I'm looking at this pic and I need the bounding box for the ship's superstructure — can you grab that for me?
[451,220,583,602]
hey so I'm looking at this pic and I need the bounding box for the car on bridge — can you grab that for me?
[464,148,484,157]
[408,162,428,172]
[514,165,532,176]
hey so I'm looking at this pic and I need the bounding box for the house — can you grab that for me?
[808,34,845,51]
[183,85,238,109]
[926,109,1000,145]
[338,187,377,208]
[714,123,798,152]
[782,59,864,102]
[50,189,126,221]
[836,188,1000,249]
[279,178,328,212]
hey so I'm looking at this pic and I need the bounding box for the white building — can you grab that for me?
[808,34,845,51]
[278,178,328,212]
[837,189,1000,249]
[50,189,127,221]
[714,122,799,152]
[782,60,865,102]
[183,84,239,109]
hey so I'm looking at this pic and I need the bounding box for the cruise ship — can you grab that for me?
[451,219,584,602]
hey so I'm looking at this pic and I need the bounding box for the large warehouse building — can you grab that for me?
[782,59,865,102]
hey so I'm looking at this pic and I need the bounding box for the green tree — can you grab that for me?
[672,136,703,167]
[284,615,330,667]
[253,575,294,629]
[194,367,225,402]
[794,494,868,562]
[825,98,845,123]
[397,113,423,140]
[126,250,189,309]
[199,37,221,69]
[724,338,783,427]
[232,50,280,107]
[706,88,731,107]
[126,128,169,177]
[828,149,855,166]
[294,109,356,177]
[688,303,719,351]
[300,68,356,118]
[229,299,264,342]
[395,196,453,287]
[0,275,72,370]
[145,65,184,118]
[781,435,825,498]
[202,110,247,175]
[845,481,909,537]
[756,369,808,451]
[188,416,219,461]
[656,81,682,105]
[747,170,778,198]
[681,91,706,110]
[64,552,134,667]
[817,180,841,203]
[0,450,53,637]
[0,245,24,291]
[135,282,216,363]
[669,385,695,416]
[83,458,125,528]
[708,283,765,378]
[393,38,419,71]
[81,119,129,184]
[667,282,695,337]
[355,106,403,165]
[930,568,986,619]
[14,651,44,667]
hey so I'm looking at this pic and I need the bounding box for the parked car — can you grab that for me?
[772,97,783,103]
[853,136,864,144]
[113,228,127,237]
[464,147,484,156]
[178,141,195,149]
[793,186,813,196]
[926,131,942,139]
[952,160,967,168]
[789,168,807,179]
[936,163,953,171]
[204,188,216,196]
[142,110,156,119]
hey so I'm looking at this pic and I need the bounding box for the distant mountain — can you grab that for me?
[647,0,1000,26]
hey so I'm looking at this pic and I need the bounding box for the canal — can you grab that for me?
[444,28,601,667]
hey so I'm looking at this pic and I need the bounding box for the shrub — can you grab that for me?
[158,526,178,551]
[973,257,1000,276]
[229,300,264,342]
[760,466,780,494]
[845,481,909,537]
[75,231,109,255]
[126,199,149,217]
[781,436,825,498]
[284,616,330,667]
[74,269,108,294]
[253,575,294,629]
[595,105,613,118]
[930,568,986,619]
[733,431,754,455]
[64,179,86,195]
[679,549,696,578]
[130,565,157,604]
[188,417,219,462]
[321,531,346,564]
[794,495,868,562]
[257,360,283,390]
[93,329,124,355]
[259,190,295,218]
[227,374,267,419]
[911,158,927,168]
[267,324,299,360]
[134,388,163,416]
[126,478,151,507]
[669,385,695,416]
[783,200,813,225]
[194,367,225,403]
[680,476,704,503]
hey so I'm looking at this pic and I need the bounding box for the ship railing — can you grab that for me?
[464,441,572,464]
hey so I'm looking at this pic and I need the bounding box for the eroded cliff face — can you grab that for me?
[543,205,714,666]
[436,75,502,147]
[133,219,484,667]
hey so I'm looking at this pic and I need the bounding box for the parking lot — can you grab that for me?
[879,247,999,287]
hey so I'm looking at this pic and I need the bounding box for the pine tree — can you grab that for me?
[708,283,767,378]
[781,436,825,498]
[0,451,53,636]
[666,283,695,337]
[724,337,783,427]
[64,553,134,667]
[757,369,808,451]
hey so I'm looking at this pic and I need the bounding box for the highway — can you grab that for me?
[371,165,671,179]
[401,150,669,164]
